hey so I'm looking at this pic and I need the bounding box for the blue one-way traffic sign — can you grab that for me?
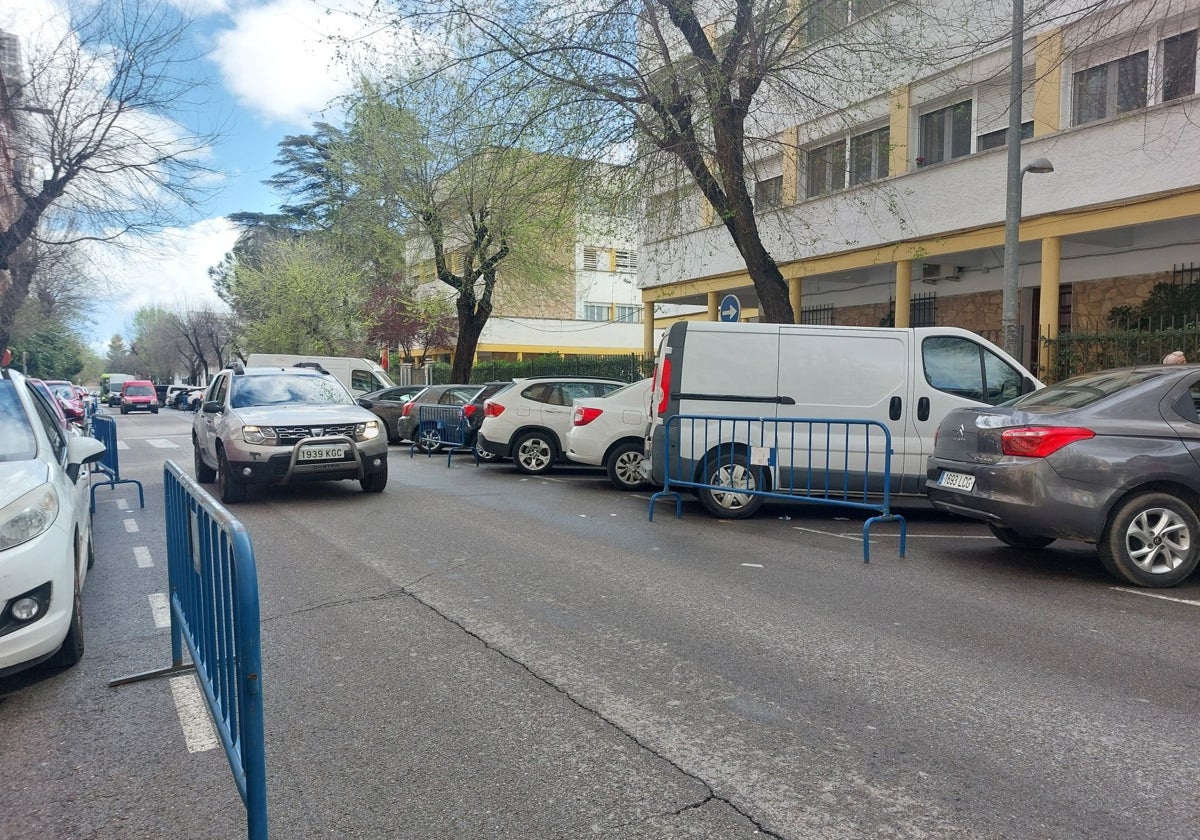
[719,294,741,322]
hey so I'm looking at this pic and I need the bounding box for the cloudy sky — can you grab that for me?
[3,0,403,351]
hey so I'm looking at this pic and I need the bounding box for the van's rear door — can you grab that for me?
[776,328,913,494]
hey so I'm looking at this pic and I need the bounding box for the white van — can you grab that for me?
[646,322,1041,514]
[244,355,394,396]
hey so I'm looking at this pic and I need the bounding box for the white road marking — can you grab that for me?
[741,563,764,568]
[146,438,178,448]
[148,593,171,628]
[116,499,129,510]
[792,526,861,543]
[1111,587,1200,607]
[872,533,995,539]
[123,518,140,533]
[133,546,154,568]
[169,675,219,753]
[117,441,129,450]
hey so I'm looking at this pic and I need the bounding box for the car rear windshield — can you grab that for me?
[0,383,37,462]
[1010,369,1165,411]
[49,383,76,399]
[230,374,352,408]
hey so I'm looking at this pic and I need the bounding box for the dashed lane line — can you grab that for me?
[133,546,154,568]
[148,593,170,628]
[168,675,219,753]
[116,498,129,510]
[123,518,139,533]
[145,438,179,448]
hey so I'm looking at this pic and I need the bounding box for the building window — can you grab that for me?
[918,100,972,165]
[583,304,608,321]
[615,305,642,323]
[1163,30,1197,102]
[976,121,1033,151]
[849,126,889,185]
[1072,51,1148,125]
[801,304,834,325]
[806,139,846,198]
[583,246,600,270]
[614,249,638,270]
[911,292,937,328]
[755,175,783,209]
[805,0,849,41]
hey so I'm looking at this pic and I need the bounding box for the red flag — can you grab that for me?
[380,346,390,370]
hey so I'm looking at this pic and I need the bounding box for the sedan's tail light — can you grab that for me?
[401,402,413,418]
[1000,426,1095,458]
[484,400,505,418]
[462,404,477,419]
[573,406,603,426]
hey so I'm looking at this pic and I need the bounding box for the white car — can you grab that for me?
[565,378,653,490]
[476,376,626,475]
[0,368,106,676]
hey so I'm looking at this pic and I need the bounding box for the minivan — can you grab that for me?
[646,322,1041,515]
[119,380,158,414]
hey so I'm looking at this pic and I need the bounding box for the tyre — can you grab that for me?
[606,440,648,490]
[120,405,127,415]
[217,448,247,504]
[417,425,445,454]
[696,451,766,519]
[1099,491,1200,588]
[45,572,84,669]
[193,440,216,483]
[513,431,555,475]
[361,459,388,493]
[988,523,1055,550]
[86,529,96,570]
[151,406,159,414]
[474,441,498,462]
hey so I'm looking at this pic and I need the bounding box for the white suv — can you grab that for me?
[192,365,389,503]
[477,376,625,475]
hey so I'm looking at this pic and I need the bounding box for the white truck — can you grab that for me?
[244,355,394,396]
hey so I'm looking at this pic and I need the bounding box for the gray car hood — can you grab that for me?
[232,404,377,426]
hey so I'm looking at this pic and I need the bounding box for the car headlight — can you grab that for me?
[356,420,380,441]
[0,484,60,551]
[242,425,277,445]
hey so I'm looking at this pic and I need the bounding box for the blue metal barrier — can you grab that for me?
[648,414,907,562]
[409,404,477,466]
[110,461,268,839]
[89,413,145,512]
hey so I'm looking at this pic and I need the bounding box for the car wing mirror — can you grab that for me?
[202,401,222,413]
[357,398,374,408]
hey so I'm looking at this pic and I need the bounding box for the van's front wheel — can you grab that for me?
[697,452,766,519]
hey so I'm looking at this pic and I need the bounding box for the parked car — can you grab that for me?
[119,380,158,414]
[477,376,627,475]
[357,385,427,443]
[165,385,194,409]
[27,378,71,432]
[566,378,653,490]
[396,384,486,452]
[45,380,86,425]
[0,367,107,676]
[192,364,388,502]
[460,382,515,461]
[926,364,1200,588]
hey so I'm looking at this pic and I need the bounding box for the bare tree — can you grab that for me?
[0,1,217,347]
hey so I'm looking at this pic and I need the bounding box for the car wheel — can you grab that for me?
[86,529,96,570]
[474,441,498,462]
[606,440,648,490]
[988,523,1055,550]
[361,459,388,493]
[45,571,84,669]
[193,440,216,483]
[152,406,159,414]
[513,431,555,475]
[697,451,766,519]
[217,447,247,504]
[120,405,127,414]
[1099,491,1200,588]
[417,426,445,454]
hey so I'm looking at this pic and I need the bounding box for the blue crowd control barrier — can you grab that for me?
[89,413,145,512]
[110,461,268,839]
[409,404,477,466]
[648,414,907,563]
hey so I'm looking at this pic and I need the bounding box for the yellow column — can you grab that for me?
[889,86,910,175]
[1033,30,1064,136]
[894,260,912,328]
[1038,237,1062,378]
[707,291,720,321]
[789,277,803,324]
[642,292,655,357]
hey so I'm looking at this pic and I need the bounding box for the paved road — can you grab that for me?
[3,409,1199,839]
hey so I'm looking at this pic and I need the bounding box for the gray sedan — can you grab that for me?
[927,365,1200,588]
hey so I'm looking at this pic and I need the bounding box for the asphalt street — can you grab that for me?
[3,408,1199,839]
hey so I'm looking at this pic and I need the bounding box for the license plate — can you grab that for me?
[298,445,346,461]
[938,470,976,492]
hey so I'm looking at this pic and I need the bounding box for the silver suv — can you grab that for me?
[192,365,388,503]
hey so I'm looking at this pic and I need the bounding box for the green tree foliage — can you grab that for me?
[105,335,134,373]
[1107,281,1200,329]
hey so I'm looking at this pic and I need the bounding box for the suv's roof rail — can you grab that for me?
[293,361,330,374]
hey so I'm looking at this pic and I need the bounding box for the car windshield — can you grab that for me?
[49,383,76,400]
[1011,369,1165,411]
[230,374,352,408]
[0,383,37,462]
[125,385,154,396]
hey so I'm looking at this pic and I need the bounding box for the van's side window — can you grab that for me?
[351,370,375,392]
[922,337,1023,406]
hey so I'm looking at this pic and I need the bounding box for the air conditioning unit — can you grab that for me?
[921,264,963,285]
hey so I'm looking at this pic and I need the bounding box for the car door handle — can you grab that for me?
[917,397,930,422]
[889,396,902,421]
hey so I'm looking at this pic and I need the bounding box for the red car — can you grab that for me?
[119,379,159,414]
[45,379,86,424]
